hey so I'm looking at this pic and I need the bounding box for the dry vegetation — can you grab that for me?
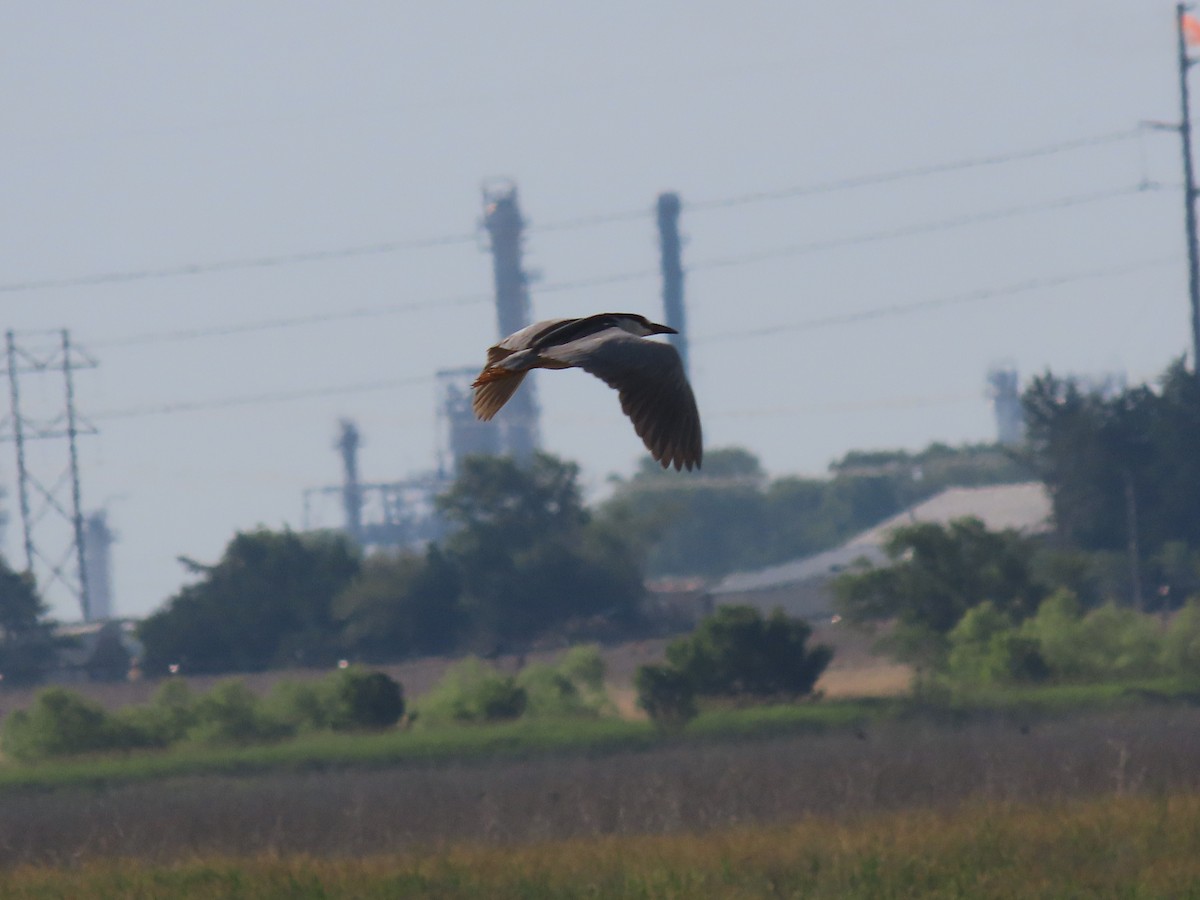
[1,629,1197,895]
[0,707,1197,867]
[3,792,1200,898]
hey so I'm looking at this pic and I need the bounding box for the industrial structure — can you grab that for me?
[437,365,501,473]
[986,366,1024,446]
[82,510,116,621]
[301,419,446,551]
[656,192,689,376]
[0,329,97,621]
[479,180,541,459]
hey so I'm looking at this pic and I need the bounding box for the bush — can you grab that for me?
[1023,596,1163,681]
[0,688,135,761]
[634,664,696,727]
[1162,598,1200,676]
[516,664,584,718]
[516,645,611,718]
[558,644,606,696]
[633,607,831,725]
[188,680,293,745]
[416,658,527,725]
[328,667,405,730]
[946,602,1049,684]
[267,679,335,732]
[665,606,833,699]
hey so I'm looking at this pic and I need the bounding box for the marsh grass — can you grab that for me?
[0,677,1194,793]
[0,708,1198,868]
[3,793,1200,898]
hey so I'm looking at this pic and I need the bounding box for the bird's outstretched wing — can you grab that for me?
[543,328,702,470]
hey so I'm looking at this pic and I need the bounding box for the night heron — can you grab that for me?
[472,313,702,471]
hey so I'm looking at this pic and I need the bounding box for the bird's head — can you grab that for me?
[611,313,678,337]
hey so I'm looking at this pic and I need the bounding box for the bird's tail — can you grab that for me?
[472,366,515,387]
[472,368,529,421]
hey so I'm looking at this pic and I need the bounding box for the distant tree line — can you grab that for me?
[834,358,1200,680]
[1021,358,1200,606]
[0,563,66,685]
[599,444,1032,579]
[137,453,643,676]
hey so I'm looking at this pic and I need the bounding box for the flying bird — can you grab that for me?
[472,313,702,471]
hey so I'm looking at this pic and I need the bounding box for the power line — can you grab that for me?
[688,184,1158,274]
[0,232,480,295]
[88,254,1173,422]
[90,292,491,350]
[693,255,1181,344]
[92,374,433,421]
[1,128,1145,295]
[88,184,1157,351]
[687,128,1142,212]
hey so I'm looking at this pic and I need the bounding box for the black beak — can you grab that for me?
[652,323,678,335]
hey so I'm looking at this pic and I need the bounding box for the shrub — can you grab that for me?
[415,658,527,725]
[188,679,292,745]
[267,679,335,732]
[946,602,1049,684]
[516,664,584,718]
[1019,589,1084,673]
[516,645,611,718]
[665,606,833,699]
[1162,598,1200,676]
[1,688,126,761]
[1025,600,1163,681]
[327,667,405,730]
[558,644,606,696]
[634,664,696,727]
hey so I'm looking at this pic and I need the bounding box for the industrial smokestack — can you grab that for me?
[481,180,541,459]
[656,192,688,377]
[336,419,364,544]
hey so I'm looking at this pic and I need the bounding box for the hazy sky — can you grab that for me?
[2,2,1193,620]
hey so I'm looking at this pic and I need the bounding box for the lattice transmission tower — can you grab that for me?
[0,329,97,620]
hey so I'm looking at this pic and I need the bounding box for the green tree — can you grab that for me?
[415,657,527,724]
[601,443,1028,581]
[439,454,643,647]
[834,518,1044,667]
[188,679,292,745]
[1162,598,1200,676]
[139,529,360,675]
[634,664,696,727]
[601,448,775,578]
[327,667,405,730]
[333,546,461,661]
[515,645,611,718]
[0,560,59,685]
[945,602,1048,684]
[663,605,832,699]
[0,688,126,760]
[1020,596,1163,681]
[1023,360,1200,575]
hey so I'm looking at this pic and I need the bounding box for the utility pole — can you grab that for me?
[481,180,541,459]
[1176,3,1200,375]
[0,329,97,620]
[656,192,689,377]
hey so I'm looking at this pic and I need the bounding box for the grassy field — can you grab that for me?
[3,792,1199,898]
[2,634,1199,896]
[3,672,1196,794]
[0,707,1197,867]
